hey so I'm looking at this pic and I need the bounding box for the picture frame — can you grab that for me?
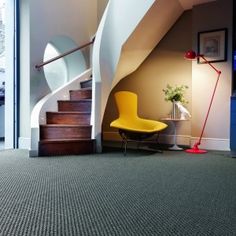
[197,28,227,64]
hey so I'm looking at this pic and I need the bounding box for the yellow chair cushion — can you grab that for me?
[110,91,167,133]
[110,117,167,133]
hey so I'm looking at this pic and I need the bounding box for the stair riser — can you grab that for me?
[70,90,92,100]
[80,79,92,89]
[46,113,90,125]
[40,126,92,140]
[58,101,91,112]
[39,140,95,156]
[40,80,94,156]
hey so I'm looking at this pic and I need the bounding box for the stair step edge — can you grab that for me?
[70,88,92,91]
[40,138,95,143]
[40,124,92,127]
[58,99,92,102]
[47,111,91,114]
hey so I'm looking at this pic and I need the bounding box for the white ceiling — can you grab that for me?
[179,0,216,10]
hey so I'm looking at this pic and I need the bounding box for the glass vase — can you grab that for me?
[171,101,178,119]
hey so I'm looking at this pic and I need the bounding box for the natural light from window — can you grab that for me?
[43,43,68,91]
[0,0,5,71]
[0,0,5,104]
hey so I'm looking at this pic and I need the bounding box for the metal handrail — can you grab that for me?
[35,37,95,70]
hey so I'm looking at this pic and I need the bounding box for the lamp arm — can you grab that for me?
[197,71,221,146]
[198,55,222,75]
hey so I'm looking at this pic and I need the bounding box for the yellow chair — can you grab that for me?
[110,91,168,155]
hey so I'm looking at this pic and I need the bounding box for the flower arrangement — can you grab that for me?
[162,84,189,104]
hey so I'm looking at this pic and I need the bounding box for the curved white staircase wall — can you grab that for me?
[91,3,110,152]
[92,0,184,151]
[30,69,92,157]
[94,0,156,116]
[113,0,184,86]
[92,0,156,151]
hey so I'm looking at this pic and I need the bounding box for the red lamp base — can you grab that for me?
[185,143,207,154]
[185,148,207,154]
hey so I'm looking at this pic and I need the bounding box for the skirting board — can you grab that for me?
[19,137,40,157]
[19,134,230,152]
[103,132,230,151]
[18,137,31,150]
[190,137,230,151]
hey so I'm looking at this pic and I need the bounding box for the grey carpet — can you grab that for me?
[0,149,236,236]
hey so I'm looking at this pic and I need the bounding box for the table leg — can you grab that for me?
[169,121,183,151]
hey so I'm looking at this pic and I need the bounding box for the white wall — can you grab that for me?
[0,105,4,137]
[19,0,98,148]
[29,0,97,108]
[19,0,30,148]
[4,0,16,148]
[97,0,156,88]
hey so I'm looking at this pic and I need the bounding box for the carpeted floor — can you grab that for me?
[0,148,235,236]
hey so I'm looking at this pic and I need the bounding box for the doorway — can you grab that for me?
[0,0,18,150]
[0,0,5,149]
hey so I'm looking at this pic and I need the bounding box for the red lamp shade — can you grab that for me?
[184,50,197,60]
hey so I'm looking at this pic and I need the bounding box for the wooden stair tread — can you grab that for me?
[46,112,90,125]
[40,124,92,127]
[69,89,92,100]
[46,111,91,116]
[81,87,92,89]
[80,79,92,89]
[58,99,92,102]
[58,100,91,112]
[40,125,92,140]
[40,138,95,143]
[70,88,92,91]
[47,111,91,114]
[39,139,95,156]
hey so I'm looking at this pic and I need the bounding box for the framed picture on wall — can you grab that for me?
[198,28,227,63]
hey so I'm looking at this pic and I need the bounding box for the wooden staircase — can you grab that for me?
[38,79,95,156]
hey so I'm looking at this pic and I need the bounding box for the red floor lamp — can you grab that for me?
[184,50,222,154]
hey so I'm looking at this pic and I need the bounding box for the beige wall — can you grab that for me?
[97,0,108,22]
[103,11,192,141]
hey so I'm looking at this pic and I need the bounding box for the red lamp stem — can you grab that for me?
[186,53,222,154]
[197,70,221,146]
[196,55,221,146]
